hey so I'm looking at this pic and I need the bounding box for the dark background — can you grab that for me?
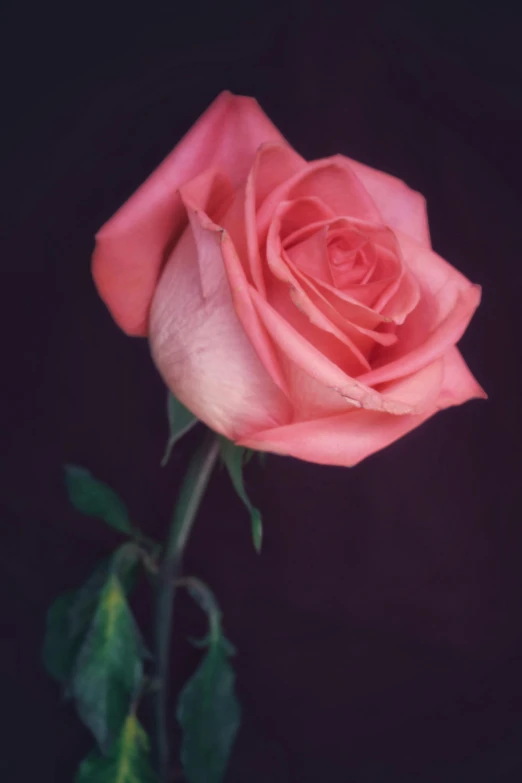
[3,1,522,781]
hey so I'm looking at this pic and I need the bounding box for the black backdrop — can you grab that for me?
[3,2,522,781]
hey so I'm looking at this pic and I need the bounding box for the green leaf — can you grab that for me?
[219,438,263,552]
[242,448,255,465]
[65,465,133,535]
[111,543,143,595]
[177,579,241,783]
[72,573,145,753]
[75,714,157,783]
[43,559,113,688]
[43,544,147,751]
[43,591,83,683]
[161,392,199,466]
[243,448,266,468]
[177,642,240,783]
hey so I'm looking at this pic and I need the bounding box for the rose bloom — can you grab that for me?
[93,91,485,466]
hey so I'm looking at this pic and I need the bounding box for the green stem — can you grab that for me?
[154,431,221,783]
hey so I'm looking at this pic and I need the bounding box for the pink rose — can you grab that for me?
[93,91,485,466]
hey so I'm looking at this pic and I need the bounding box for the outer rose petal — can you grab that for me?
[344,156,432,248]
[287,357,444,422]
[219,142,306,295]
[149,205,292,440]
[359,234,481,387]
[256,156,382,240]
[436,346,487,408]
[93,91,289,336]
[249,286,436,414]
[238,347,485,466]
[265,218,373,372]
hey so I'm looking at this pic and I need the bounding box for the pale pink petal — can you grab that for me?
[180,175,291,396]
[281,244,398,352]
[344,156,431,248]
[285,265,397,348]
[149,206,292,440]
[277,197,337,243]
[267,212,399,362]
[285,223,334,284]
[377,265,421,326]
[256,156,382,241]
[284,358,440,422]
[238,350,484,466]
[285,362,370,420]
[265,219,372,372]
[218,229,291,395]
[359,234,481,387]
[436,346,487,409]
[244,143,306,294]
[398,232,472,298]
[238,408,431,466]
[177,167,234,218]
[283,234,394,335]
[249,286,431,414]
[250,285,372,407]
[266,277,370,378]
[282,208,419,324]
[361,285,481,388]
[278,203,399,341]
[376,358,445,413]
[93,91,290,335]
[219,143,306,295]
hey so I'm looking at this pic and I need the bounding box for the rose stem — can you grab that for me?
[154,431,221,783]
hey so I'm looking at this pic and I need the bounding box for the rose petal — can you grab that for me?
[398,232,472,298]
[93,91,289,335]
[265,219,372,372]
[238,408,429,466]
[436,346,487,409]
[178,167,234,219]
[249,285,436,414]
[285,223,334,284]
[284,362,369,420]
[219,143,306,296]
[377,264,421,326]
[344,156,432,248]
[256,156,382,241]
[268,212,399,362]
[279,206,390,320]
[218,228,291,395]
[280,202,417,337]
[376,357,445,413]
[149,205,292,439]
[361,285,481,389]
[359,234,481,387]
[245,143,307,294]
[179,170,292,397]
[249,285,371,406]
[285,264,398,348]
[277,196,338,244]
[238,349,484,466]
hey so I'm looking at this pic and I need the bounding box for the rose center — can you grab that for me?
[327,229,374,288]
